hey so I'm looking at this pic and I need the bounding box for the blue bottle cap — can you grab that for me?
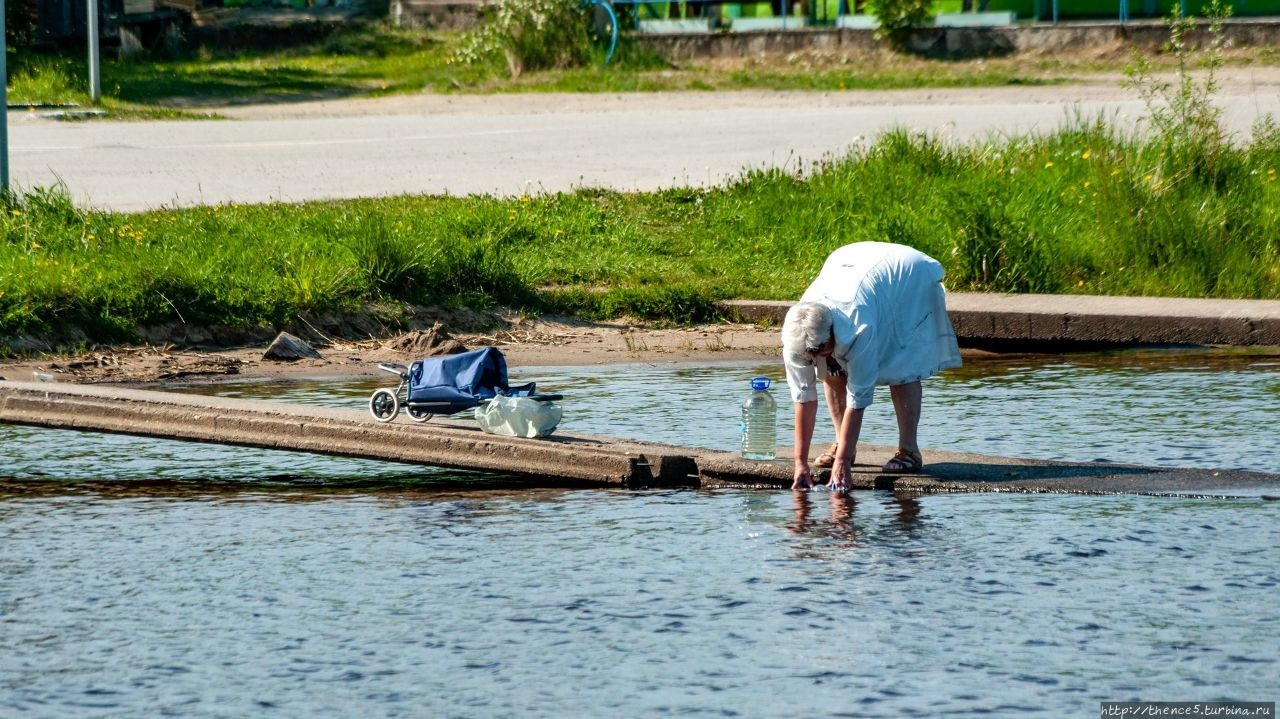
[750,376,771,391]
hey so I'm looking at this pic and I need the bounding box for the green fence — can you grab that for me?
[964,0,1280,20]
[632,0,1279,25]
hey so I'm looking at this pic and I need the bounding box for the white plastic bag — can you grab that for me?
[474,395,563,438]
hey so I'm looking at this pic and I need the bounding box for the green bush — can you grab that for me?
[451,0,596,77]
[867,0,934,43]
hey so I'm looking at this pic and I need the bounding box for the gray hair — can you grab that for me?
[781,302,833,367]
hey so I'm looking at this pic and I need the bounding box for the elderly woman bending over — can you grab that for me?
[781,242,962,492]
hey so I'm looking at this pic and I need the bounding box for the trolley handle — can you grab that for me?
[378,363,410,380]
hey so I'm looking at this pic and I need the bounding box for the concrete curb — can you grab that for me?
[719,293,1280,350]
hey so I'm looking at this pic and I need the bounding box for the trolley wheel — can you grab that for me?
[407,406,433,423]
[369,388,400,422]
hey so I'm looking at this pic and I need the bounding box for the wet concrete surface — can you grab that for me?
[699,447,1280,498]
[3,380,1277,497]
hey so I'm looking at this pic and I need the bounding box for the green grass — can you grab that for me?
[7,26,482,118]
[3,117,1278,348]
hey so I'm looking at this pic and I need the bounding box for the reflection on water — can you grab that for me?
[783,492,928,559]
[2,349,1279,717]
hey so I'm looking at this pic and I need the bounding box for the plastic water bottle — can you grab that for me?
[740,376,777,460]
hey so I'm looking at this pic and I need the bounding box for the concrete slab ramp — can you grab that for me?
[0,381,698,488]
[3,381,1277,497]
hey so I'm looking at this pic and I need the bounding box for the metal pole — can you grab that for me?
[88,0,101,103]
[1,0,9,193]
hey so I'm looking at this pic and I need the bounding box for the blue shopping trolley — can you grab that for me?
[368,346,563,423]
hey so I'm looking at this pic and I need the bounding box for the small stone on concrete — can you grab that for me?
[263,332,322,362]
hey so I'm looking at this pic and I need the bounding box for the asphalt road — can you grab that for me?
[8,79,1280,211]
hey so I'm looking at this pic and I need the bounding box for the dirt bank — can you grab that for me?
[0,317,785,385]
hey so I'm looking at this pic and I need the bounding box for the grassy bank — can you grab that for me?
[3,115,1278,349]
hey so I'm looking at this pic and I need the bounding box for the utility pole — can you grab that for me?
[88,0,101,103]
[1,0,10,193]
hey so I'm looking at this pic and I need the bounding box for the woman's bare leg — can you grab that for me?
[888,381,922,456]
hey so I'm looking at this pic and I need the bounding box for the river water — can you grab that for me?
[2,349,1278,717]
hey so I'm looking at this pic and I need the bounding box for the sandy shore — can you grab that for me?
[0,318,786,385]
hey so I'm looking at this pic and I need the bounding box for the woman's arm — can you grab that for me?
[829,406,865,492]
[792,400,819,490]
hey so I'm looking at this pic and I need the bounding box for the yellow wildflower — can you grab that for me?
[1081,150,1092,160]
[1044,161,1055,169]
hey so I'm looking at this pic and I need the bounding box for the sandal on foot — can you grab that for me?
[814,442,839,469]
[882,448,923,474]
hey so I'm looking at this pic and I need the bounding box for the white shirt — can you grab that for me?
[784,242,949,409]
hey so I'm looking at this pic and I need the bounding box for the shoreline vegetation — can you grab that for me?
[4,10,1279,359]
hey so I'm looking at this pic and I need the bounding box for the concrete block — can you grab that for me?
[638,18,712,32]
[934,11,1016,26]
[836,14,877,28]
